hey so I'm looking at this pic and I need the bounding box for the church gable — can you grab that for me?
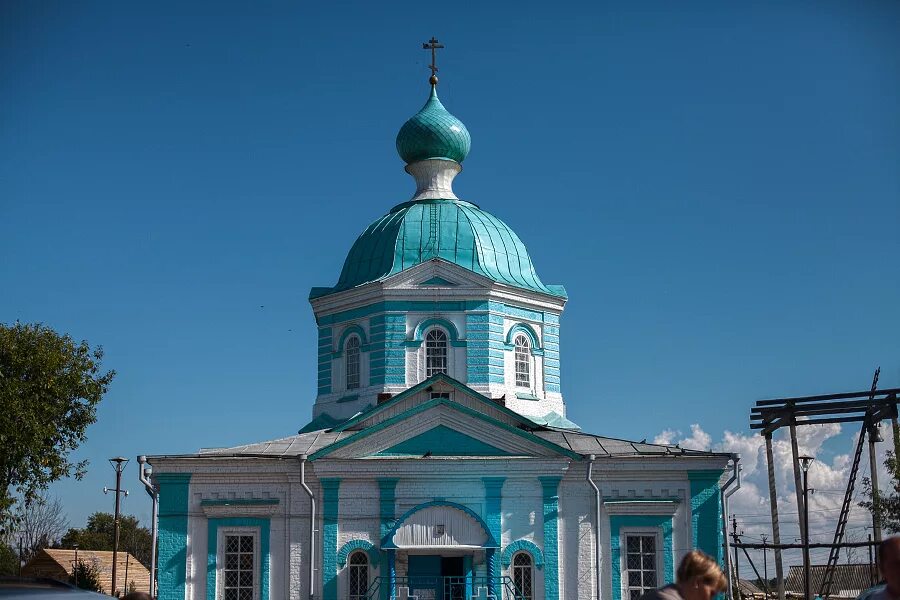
[309,399,579,460]
[333,373,532,433]
[380,259,494,292]
[374,425,513,456]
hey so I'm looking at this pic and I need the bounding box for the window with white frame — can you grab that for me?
[512,552,534,600]
[425,329,448,377]
[347,551,368,600]
[345,335,360,390]
[514,334,531,388]
[624,533,658,600]
[221,532,256,600]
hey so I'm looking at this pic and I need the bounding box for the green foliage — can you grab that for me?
[860,450,900,534]
[61,512,152,569]
[69,558,104,593]
[0,322,115,533]
[0,543,18,576]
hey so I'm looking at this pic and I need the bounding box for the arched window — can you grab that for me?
[345,336,360,390]
[514,334,531,388]
[348,551,368,600]
[425,329,448,377]
[512,552,533,600]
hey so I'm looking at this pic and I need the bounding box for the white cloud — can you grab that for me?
[653,420,897,571]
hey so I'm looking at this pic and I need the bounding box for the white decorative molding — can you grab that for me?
[405,159,461,201]
[201,503,279,518]
[602,499,679,516]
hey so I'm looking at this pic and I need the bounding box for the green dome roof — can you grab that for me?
[322,199,565,298]
[396,86,471,164]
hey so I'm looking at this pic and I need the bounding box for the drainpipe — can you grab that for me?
[721,455,742,600]
[136,456,158,597]
[587,455,602,600]
[299,455,317,600]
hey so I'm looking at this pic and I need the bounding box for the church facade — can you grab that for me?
[149,64,735,600]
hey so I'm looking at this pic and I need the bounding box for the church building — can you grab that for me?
[148,48,735,600]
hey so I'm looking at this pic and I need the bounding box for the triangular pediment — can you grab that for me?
[375,425,513,457]
[308,387,580,461]
[418,276,457,286]
[381,259,494,291]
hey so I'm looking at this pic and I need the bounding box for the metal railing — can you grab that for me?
[362,575,528,599]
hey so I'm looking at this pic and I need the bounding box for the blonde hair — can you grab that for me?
[676,550,727,592]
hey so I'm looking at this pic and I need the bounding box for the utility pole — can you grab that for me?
[761,534,769,600]
[733,517,743,600]
[105,457,129,597]
[800,456,815,600]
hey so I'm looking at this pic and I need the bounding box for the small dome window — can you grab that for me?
[425,329,448,377]
[345,336,360,390]
[514,335,531,388]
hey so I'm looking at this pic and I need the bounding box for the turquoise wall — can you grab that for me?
[609,515,675,600]
[369,314,406,385]
[688,470,724,565]
[156,473,191,600]
[322,479,341,600]
[377,479,397,600]
[539,477,561,600]
[205,517,270,600]
[318,327,333,394]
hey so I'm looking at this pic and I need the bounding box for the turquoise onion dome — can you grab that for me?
[396,85,471,164]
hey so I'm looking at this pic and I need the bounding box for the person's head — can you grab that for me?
[122,592,153,600]
[879,536,900,594]
[675,550,727,600]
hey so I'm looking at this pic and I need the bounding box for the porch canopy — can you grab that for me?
[382,501,499,550]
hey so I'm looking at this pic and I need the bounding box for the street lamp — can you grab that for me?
[799,455,815,600]
[105,457,129,597]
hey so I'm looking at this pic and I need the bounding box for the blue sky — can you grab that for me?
[2,0,899,548]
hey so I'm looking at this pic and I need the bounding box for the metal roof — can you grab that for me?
[784,564,878,595]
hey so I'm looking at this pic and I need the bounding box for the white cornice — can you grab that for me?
[311,260,566,322]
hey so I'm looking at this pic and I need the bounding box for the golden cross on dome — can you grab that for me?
[423,37,444,84]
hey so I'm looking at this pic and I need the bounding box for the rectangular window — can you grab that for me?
[430,392,450,399]
[223,533,256,600]
[624,534,657,600]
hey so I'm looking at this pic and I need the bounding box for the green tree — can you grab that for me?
[69,558,104,593]
[61,513,152,569]
[0,322,115,533]
[0,542,18,576]
[860,449,900,534]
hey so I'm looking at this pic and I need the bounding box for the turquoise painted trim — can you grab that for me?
[381,501,498,549]
[309,393,581,461]
[539,477,561,600]
[610,515,675,600]
[322,479,341,600]
[156,473,191,600]
[334,324,368,358]
[500,540,545,569]
[200,498,279,506]
[378,479,397,600]
[336,394,359,404]
[337,539,380,568]
[688,470,725,566]
[516,392,540,401]
[206,517,270,600]
[504,322,542,351]
[419,276,456,286]
[374,425,515,457]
